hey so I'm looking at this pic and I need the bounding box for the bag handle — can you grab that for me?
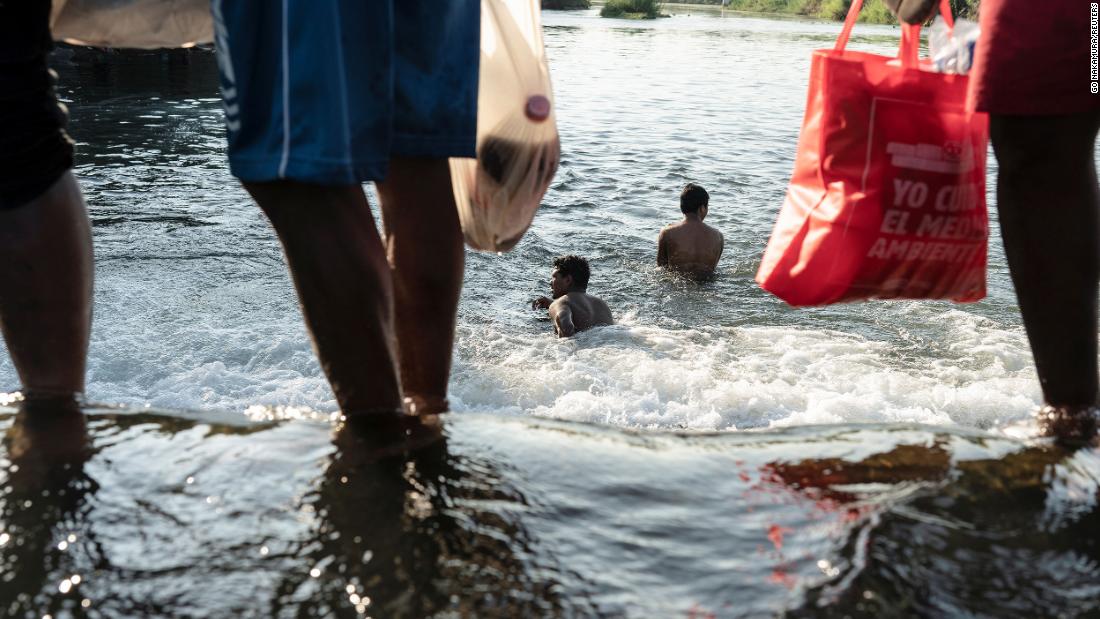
[834,0,954,67]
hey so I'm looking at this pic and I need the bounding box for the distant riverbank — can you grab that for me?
[700,0,977,23]
[720,0,898,23]
[543,0,591,9]
[548,0,979,24]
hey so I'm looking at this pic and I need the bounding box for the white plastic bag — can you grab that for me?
[929,15,980,75]
[50,0,213,49]
[450,0,561,253]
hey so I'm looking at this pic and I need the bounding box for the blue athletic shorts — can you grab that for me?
[212,0,480,185]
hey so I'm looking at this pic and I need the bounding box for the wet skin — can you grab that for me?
[244,157,463,433]
[0,172,93,399]
[657,207,724,277]
[532,268,613,337]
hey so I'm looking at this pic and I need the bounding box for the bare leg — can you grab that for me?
[244,181,402,415]
[375,158,465,413]
[0,172,93,397]
[990,111,1100,440]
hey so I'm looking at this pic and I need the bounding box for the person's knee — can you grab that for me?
[991,113,1100,178]
[991,117,1049,176]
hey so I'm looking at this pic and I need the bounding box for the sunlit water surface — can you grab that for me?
[1,7,1098,618]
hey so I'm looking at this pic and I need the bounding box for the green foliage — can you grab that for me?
[790,0,897,23]
[722,0,814,12]
[948,0,979,19]
[542,0,591,8]
[600,0,663,18]
[697,0,979,21]
[718,0,853,19]
[817,0,848,19]
[857,0,896,24]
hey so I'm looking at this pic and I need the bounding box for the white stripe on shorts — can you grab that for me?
[211,0,241,133]
[278,0,291,178]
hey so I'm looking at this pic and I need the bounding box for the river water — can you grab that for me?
[0,6,1097,618]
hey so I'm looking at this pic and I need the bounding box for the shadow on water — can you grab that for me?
[1,406,1098,617]
[0,447,97,617]
[273,433,584,618]
[0,407,592,618]
[772,439,1100,617]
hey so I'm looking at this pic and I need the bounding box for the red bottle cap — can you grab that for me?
[525,95,551,122]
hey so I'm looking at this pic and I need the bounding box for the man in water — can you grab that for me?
[657,183,724,277]
[887,0,1100,443]
[0,1,95,459]
[531,255,614,337]
[211,1,478,442]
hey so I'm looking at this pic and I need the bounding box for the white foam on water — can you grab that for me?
[13,322,339,416]
[0,293,1045,437]
[450,309,1041,434]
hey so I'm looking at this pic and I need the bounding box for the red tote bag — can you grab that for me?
[755,0,989,306]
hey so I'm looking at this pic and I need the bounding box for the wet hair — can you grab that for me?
[680,183,710,214]
[553,255,591,291]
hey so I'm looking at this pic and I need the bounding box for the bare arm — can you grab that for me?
[550,300,576,337]
[657,230,669,267]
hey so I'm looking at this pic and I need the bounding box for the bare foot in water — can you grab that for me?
[4,393,90,487]
[1037,405,1100,448]
[332,398,447,465]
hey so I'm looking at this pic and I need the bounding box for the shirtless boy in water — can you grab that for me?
[532,255,613,337]
[657,183,724,277]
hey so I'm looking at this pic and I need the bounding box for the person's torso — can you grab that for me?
[665,223,723,274]
[564,293,613,332]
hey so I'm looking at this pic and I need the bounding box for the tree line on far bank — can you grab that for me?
[697,0,978,23]
[540,0,663,18]
[541,0,980,23]
[542,0,591,8]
